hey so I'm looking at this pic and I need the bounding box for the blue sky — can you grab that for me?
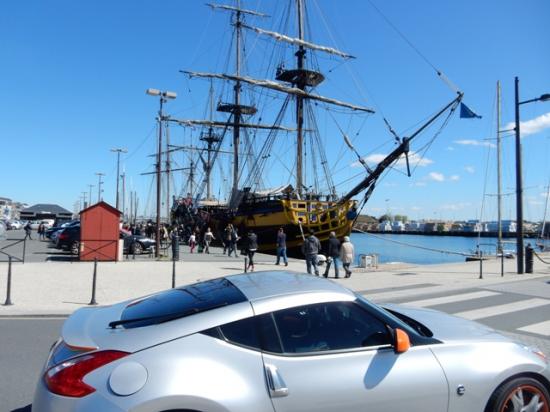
[1,0,549,222]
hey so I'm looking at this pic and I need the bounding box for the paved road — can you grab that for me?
[1,318,64,412]
[0,229,72,263]
[365,275,550,353]
[3,277,550,411]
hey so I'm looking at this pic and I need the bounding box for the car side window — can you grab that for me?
[272,302,391,354]
[204,314,283,353]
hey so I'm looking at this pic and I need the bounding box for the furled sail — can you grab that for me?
[206,3,268,17]
[164,116,295,132]
[242,24,354,59]
[182,71,374,113]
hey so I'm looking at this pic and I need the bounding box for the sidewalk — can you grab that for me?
[1,246,549,316]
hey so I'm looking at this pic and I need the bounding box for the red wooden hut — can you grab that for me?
[79,201,121,261]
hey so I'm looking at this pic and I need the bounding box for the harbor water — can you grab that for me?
[350,233,546,265]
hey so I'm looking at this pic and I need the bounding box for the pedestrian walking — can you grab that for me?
[301,229,321,276]
[223,224,232,255]
[37,223,45,240]
[24,222,33,240]
[204,227,215,254]
[324,231,341,278]
[188,233,196,253]
[228,225,239,257]
[275,227,288,266]
[244,230,258,272]
[340,236,355,278]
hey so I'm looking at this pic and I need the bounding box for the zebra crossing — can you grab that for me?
[362,284,550,339]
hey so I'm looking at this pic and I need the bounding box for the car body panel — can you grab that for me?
[431,341,550,411]
[263,346,448,412]
[62,300,255,353]
[34,333,275,412]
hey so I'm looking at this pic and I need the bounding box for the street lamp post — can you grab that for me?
[95,173,105,203]
[514,76,550,274]
[110,148,127,211]
[146,88,177,257]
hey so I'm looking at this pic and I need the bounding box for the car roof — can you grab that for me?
[227,271,355,302]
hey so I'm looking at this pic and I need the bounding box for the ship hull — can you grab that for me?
[209,197,357,258]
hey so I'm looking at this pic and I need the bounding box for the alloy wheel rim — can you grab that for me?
[500,384,549,412]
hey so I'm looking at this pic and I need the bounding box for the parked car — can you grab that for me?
[7,220,23,230]
[33,271,550,412]
[55,225,80,255]
[120,231,155,254]
[46,220,79,239]
[30,219,54,230]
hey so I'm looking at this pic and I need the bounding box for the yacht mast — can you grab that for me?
[496,81,503,254]
[296,0,306,196]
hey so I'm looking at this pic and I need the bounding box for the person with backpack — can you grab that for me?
[301,229,321,276]
[24,222,33,240]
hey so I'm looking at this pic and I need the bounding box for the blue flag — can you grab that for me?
[460,103,482,119]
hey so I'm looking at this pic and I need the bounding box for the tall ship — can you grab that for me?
[166,1,464,256]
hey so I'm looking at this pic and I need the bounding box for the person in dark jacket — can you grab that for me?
[275,227,288,266]
[324,231,341,278]
[244,230,258,272]
[301,229,321,276]
[24,222,33,240]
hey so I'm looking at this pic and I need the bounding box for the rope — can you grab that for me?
[353,227,472,257]
[533,251,550,264]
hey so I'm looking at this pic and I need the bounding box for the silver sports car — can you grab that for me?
[33,271,550,412]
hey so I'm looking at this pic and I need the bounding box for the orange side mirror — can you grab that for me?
[394,328,411,354]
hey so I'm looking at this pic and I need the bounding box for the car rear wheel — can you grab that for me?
[131,242,143,255]
[487,376,550,412]
[70,241,80,255]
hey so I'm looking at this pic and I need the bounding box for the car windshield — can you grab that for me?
[354,293,427,337]
[115,278,246,329]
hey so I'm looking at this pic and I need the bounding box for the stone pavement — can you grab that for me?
[1,245,549,317]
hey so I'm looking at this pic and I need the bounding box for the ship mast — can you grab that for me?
[296,0,305,196]
[233,2,242,200]
[210,2,261,205]
[496,81,503,254]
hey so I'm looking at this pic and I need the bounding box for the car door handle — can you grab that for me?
[265,364,289,398]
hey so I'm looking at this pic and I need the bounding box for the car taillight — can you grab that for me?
[44,350,129,397]
[58,232,68,240]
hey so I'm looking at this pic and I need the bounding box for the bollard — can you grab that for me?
[132,243,136,260]
[525,244,534,273]
[244,256,249,273]
[22,239,26,264]
[479,250,483,279]
[172,258,176,289]
[171,233,180,261]
[4,256,13,306]
[89,259,98,305]
[500,250,504,277]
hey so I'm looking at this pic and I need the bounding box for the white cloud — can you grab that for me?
[541,190,550,198]
[450,175,460,181]
[410,181,427,187]
[446,146,455,151]
[356,151,433,168]
[505,112,550,137]
[411,206,423,211]
[465,166,475,174]
[454,139,496,148]
[529,200,544,206]
[428,172,445,182]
